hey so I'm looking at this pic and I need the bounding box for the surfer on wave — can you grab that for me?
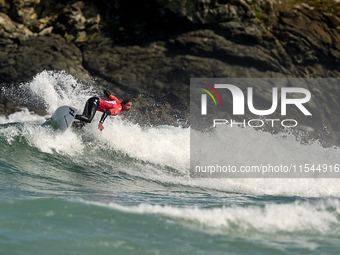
[74,90,132,131]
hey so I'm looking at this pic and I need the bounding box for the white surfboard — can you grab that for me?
[45,105,77,132]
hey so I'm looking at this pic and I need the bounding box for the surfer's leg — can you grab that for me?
[86,97,99,122]
[82,100,90,116]
[75,97,99,123]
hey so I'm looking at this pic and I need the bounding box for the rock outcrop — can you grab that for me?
[0,0,340,144]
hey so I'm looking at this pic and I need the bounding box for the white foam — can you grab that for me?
[23,125,84,155]
[27,70,95,114]
[91,117,190,171]
[0,108,46,124]
[83,198,340,236]
[0,122,84,155]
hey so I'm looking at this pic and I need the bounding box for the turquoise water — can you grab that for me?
[1,71,340,254]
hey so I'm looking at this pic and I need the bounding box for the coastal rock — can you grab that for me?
[0,0,340,143]
[0,0,10,14]
[53,1,100,42]
[0,12,33,41]
[11,0,40,25]
[155,0,254,24]
[0,35,89,82]
[272,2,340,76]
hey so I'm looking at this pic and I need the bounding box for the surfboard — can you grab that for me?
[43,105,77,132]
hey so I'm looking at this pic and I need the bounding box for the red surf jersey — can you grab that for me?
[97,95,122,116]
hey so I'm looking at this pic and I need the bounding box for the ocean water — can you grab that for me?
[1,71,340,254]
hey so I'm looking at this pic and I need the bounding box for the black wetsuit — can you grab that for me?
[75,97,100,123]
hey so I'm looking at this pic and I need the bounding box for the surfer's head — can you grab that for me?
[121,98,132,112]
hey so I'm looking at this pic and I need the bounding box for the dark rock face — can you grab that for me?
[1,0,340,143]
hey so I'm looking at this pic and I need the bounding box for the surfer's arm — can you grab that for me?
[98,106,121,131]
[98,110,111,131]
[103,90,119,101]
[109,95,120,103]
[99,110,111,124]
[104,89,111,98]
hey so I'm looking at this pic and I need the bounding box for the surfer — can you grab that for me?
[74,90,132,131]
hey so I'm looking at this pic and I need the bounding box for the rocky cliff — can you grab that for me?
[1,0,340,143]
